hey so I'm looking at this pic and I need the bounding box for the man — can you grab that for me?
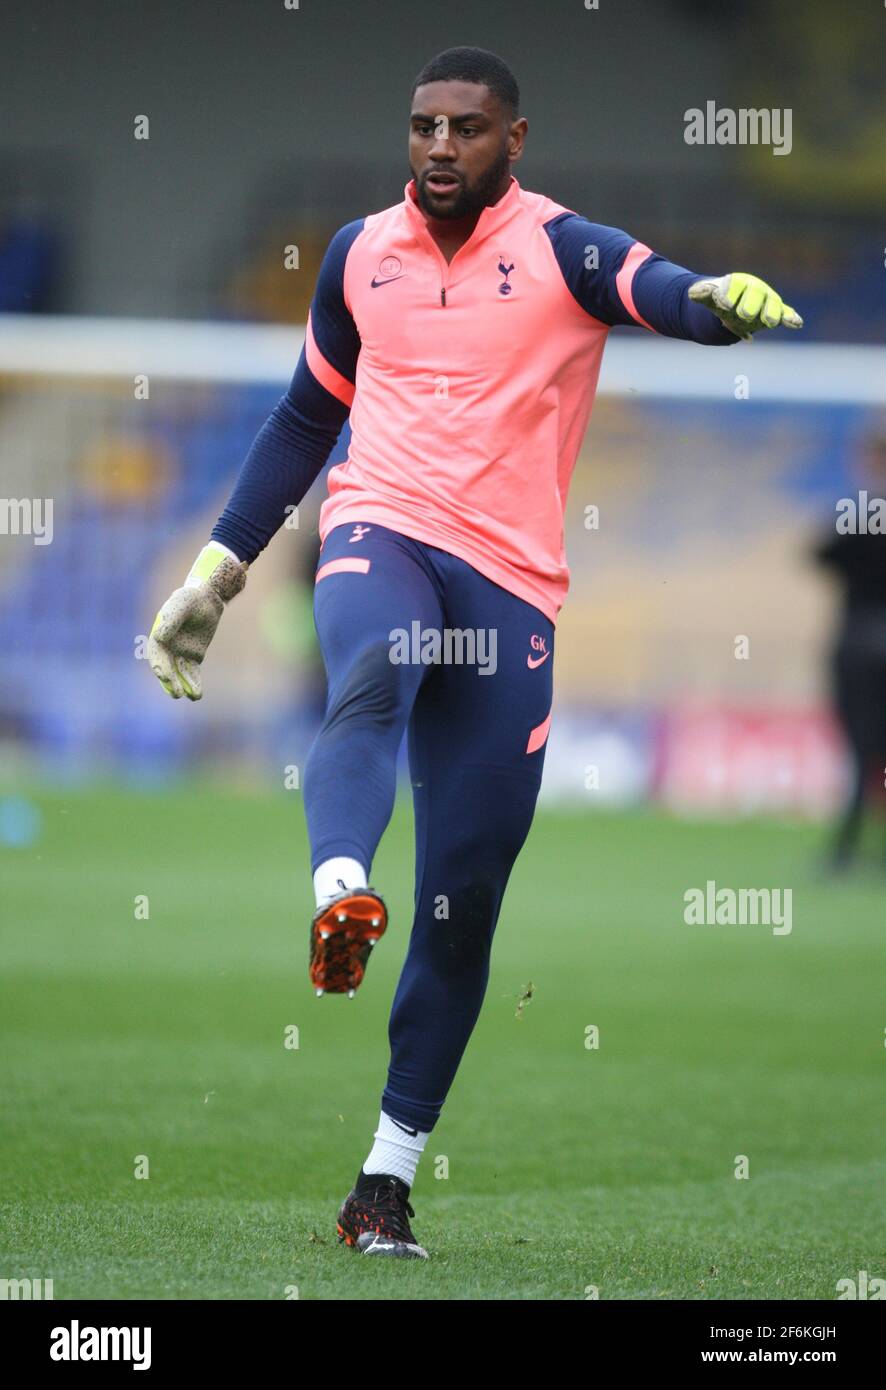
[148,47,802,1260]
[815,430,886,869]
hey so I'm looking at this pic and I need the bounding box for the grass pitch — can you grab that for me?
[1,784,883,1300]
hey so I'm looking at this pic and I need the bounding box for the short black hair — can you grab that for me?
[411,47,520,118]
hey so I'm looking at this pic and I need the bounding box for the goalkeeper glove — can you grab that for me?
[148,542,248,700]
[688,272,803,341]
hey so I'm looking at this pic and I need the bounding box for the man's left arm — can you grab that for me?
[545,215,802,344]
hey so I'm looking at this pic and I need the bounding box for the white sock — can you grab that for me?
[313,856,367,909]
[363,1110,429,1188]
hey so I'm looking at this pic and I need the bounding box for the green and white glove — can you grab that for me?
[148,542,248,700]
[688,272,803,341]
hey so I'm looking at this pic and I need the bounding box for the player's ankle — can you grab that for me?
[362,1110,429,1188]
[313,856,368,908]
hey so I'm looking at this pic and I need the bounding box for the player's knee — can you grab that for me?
[473,792,539,867]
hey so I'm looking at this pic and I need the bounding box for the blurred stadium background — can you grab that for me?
[1,0,883,831]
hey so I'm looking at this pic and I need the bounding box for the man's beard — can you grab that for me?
[415,148,512,220]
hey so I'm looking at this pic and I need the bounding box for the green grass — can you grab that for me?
[1,784,884,1299]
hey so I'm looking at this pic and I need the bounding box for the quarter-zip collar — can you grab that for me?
[403,174,522,258]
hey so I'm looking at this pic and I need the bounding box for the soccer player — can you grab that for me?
[148,47,802,1259]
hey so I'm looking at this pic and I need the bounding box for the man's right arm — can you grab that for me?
[147,219,363,701]
[212,218,364,561]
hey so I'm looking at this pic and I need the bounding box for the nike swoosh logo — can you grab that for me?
[370,275,406,288]
[363,1236,428,1258]
[527,652,550,669]
[391,1119,418,1137]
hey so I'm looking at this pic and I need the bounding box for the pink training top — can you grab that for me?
[315,177,605,623]
[213,177,734,621]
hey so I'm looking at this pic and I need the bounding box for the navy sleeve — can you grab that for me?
[544,212,738,346]
[211,219,364,562]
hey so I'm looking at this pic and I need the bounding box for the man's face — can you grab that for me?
[409,79,525,220]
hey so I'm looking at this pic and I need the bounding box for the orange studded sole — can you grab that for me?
[309,891,388,996]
